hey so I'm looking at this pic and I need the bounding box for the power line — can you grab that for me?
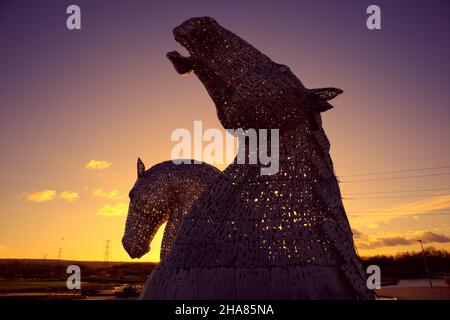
[339,153,450,167]
[343,193,449,200]
[339,165,450,177]
[340,172,450,183]
[343,187,450,195]
[57,248,62,263]
[346,208,449,214]
[104,239,111,268]
[348,212,450,218]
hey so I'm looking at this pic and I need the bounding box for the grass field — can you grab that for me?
[0,281,67,291]
[0,280,114,292]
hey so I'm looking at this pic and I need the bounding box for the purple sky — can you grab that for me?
[0,0,449,260]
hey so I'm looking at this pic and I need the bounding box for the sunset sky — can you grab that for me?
[0,0,449,262]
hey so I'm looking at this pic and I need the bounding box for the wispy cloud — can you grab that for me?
[358,236,412,249]
[415,230,450,243]
[352,229,363,238]
[390,195,450,213]
[354,229,450,249]
[91,188,124,200]
[25,190,56,202]
[58,191,80,202]
[24,190,80,203]
[352,194,450,223]
[85,160,112,170]
[96,203,127,217]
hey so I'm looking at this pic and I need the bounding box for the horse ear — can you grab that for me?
[137,158,145,178]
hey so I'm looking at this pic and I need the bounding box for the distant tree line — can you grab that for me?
[0,259,156,281]
[1,249,450,281]
[361,248,450,279]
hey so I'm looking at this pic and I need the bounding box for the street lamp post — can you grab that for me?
[417,240,433,288]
